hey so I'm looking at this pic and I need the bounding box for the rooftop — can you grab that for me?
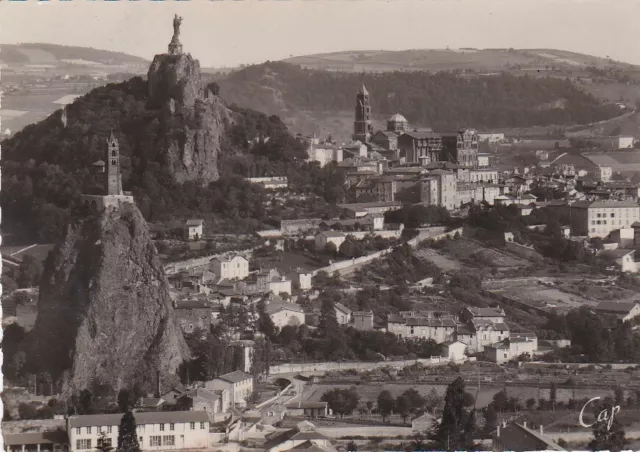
[4,431,69,446]
[571,200,639,209]
[594,301,639,313]
[265,301,305,315]
[186,219,204,226]
[67,411,209,428]
[216,370,253,384]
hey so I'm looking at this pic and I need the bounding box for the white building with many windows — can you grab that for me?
[211,255,250,280]
[67,411,210,452]
[569,200,640,238]
[205,370,254,408]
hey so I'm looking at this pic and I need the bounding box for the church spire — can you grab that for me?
[359,84,369,96]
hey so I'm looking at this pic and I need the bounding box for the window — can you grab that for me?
[76,428,81,435]
[112,150,116,157]
[190,422,195,430]
[99,438,112,448]
[160,423,165,432]
[200,422,206,429]
[163,436,175,446]
[76,439,91,450]
[150,436,162,447]
[107,426,112,434]
[86,427,92,434]
[139,437,143,444]
[611,213,615,217]
[169,423,175,431]
[111,159,117,166]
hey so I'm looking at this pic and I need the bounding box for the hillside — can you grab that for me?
[0,43,148,67]
[283,48,638,73]
[215,61,622,140]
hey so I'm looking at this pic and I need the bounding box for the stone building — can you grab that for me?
[353,84,373,143]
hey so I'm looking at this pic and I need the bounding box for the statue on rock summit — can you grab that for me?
[168,14,183,55]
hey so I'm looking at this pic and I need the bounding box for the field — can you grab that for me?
[489,282,596,312]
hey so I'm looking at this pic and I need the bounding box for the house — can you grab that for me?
[440,340,467,361]
[205,370,254,407]
[184,219,204,241]
[594,301,640,322]
[173,299,212,334]
[457,320,510,354]
[411,412,436,434]
[386,315,456,343]
[285,401,330,418]
[492,422,566,452]
[4,431,69,452]
[135,397,167,411]
[420,170,457,211]
[265,301,306,328]
[211,255,250,280]
[269,275,293,296]
[353,311,374,330]
[159,389,184,406]
[477,153,490,167]
[176,387,230,422]
[230,339,255,373]
[568,200,640,238]
[459,307,506,324]
[485,335,537,364]
[314,231,347,251]
[263,421,336,452]
[67,411,210,452]
[398,131,443,166]
[596,248,637,273]
[334,303,352,325]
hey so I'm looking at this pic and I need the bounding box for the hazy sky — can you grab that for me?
[1,0,640,68]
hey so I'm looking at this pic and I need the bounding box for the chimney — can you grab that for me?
[523,421,527,429]
[496,425,500,437]
[540,425,543,435]
[156,371,161,399]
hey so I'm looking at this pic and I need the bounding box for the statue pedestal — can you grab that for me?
[168,39,183,55]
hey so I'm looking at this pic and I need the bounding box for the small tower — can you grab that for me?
[105,131,123,196]
[353,84,373,143]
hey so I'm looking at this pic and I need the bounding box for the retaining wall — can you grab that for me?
[268,357,453,375]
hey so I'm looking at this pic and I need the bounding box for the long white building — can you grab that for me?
[67,411,210,452]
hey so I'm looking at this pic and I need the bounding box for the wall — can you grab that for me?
[504,241,543,261]
[268,356,452,375]
[317,426,413,438]
[310,227,463,278]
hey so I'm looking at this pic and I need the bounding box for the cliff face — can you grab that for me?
[147,52,233,185]
[31,200,189,394]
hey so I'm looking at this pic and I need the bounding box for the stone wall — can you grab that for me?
[268,356,451,375]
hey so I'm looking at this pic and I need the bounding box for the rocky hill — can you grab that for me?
[29,199,189,394]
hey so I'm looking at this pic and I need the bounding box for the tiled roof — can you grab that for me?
[334,302,352,315]
[571,200,639,208]
[594,301,639,313]
[186,219,204,226]
[217,370,253,384]
[67,411,209,428]
[406,317,456,327]
[4,432,69,446]
[465,307,505,317]
[265,301,305,315]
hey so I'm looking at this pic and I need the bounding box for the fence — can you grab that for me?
[310,227,464,277]
[268,356,453,375]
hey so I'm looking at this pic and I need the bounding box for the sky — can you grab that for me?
[1,0,640,68]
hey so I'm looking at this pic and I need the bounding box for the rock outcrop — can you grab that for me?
[30,200,189,394]
[147,50,233,185]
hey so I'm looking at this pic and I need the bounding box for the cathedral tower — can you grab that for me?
[105,131,123,196]
[353,84,373,143]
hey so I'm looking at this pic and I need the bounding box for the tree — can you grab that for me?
[377,390,395,423]
[483,404,498,431]
[16,255,43,288]
[395,394,412,425]
[588,405,628,452]
[526,398,536,410]
[346,440,357,452]
[320,388,359,418]
[117,389,135,412]
[78,389,94,415]
[116,411,141,452]
[431,377,476,450]
[97,431,114,452]
[492,389,509,412]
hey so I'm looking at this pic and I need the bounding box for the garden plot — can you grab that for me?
[436,239,532,269]
[490,283,596,311]
[413,248,463,272]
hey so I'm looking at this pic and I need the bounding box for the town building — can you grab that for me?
[314,231,347,251]
[387,113,409,133]
[306,142,343,167]
[265,301,306,328]
[205,370,254,407]
[457,307,509,353]
[386,314,456,343]
[263,421,336,452]
[371,131,400,152]
[568,200,640,237]
[211,255,250,280]
[4,432,69,452]
[441,129,479,168]
[353,311,374,330]
[334,303,352,325]
[246,176,288,190]
[477,153,491,168]
[440,340,467,361]
[176,387,230,422]
[597,165,613,182]
[596,248,637,273]
[230,340,255,373]
[184,219,204,241]
[477,132,505,143]
[338,201,403,217]
[353,85,373,143]
[420,170,457,210]
[280,219,324,236]
[398,132,443,166]
[492,422,566,452]
[583,136,635,151]
[485,334,538,364]
[67,411,210,452]
[594,301,640,322]
[284,401,330,419]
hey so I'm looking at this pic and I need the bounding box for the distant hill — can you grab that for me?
[283,48,638,73]
[0,43,148,67]
[215,61,622,140]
